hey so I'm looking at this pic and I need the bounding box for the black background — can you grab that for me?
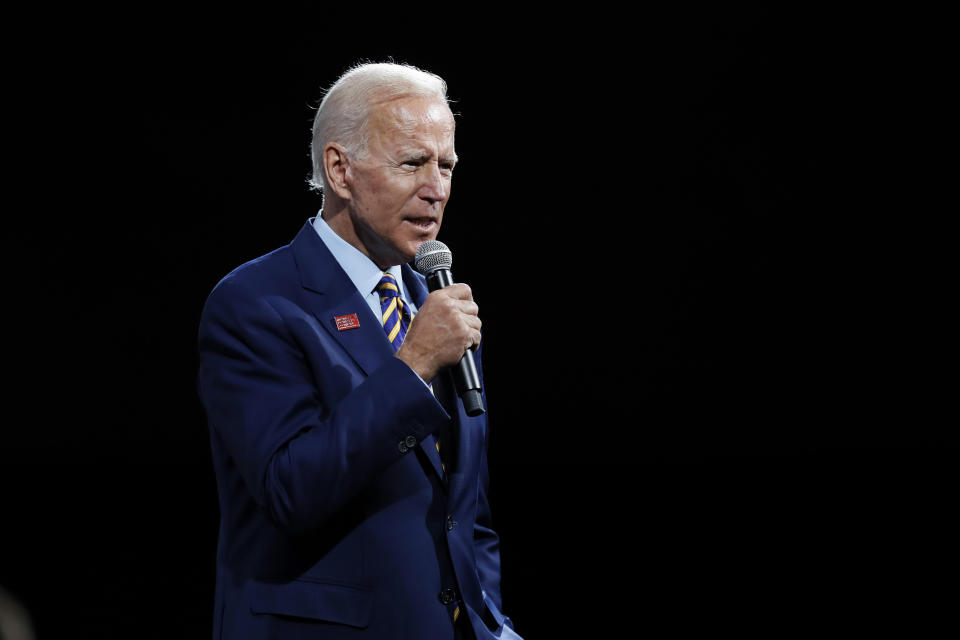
[3,5,954,638]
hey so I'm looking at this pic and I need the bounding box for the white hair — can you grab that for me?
[308,62,450,193]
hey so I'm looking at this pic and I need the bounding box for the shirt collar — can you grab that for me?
[312,213,406,297]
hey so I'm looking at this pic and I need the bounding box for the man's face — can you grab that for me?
[346,96,457,269]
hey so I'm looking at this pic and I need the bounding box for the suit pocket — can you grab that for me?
[248,579,374,628]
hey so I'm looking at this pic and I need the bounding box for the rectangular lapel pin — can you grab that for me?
[335,313,361,331]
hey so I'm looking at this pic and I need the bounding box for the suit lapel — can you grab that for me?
[291,221,394,376]
[402,262,487,502]
[418,373,457,483]
[403,264,452,483]
[401,263,429,309]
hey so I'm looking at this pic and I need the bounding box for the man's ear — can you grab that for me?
[323,143,352,200]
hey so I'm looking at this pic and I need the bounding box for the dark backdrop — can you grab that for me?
[3,6,954,638]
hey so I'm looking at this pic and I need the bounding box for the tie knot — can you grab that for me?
[376,273,401,299]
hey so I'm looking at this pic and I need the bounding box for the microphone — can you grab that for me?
[414,240,485,417]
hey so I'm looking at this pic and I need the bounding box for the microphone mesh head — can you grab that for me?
[415,240,452,274]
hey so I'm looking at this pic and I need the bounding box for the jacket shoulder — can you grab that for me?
[206,243,298,303]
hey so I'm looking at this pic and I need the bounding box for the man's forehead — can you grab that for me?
[371,96,455,136]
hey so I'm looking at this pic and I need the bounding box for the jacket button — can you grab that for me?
[446,515,457,531]
[439,588,456,605]
[399,435,418,453]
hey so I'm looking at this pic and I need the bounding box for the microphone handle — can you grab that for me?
[425,268,485,417]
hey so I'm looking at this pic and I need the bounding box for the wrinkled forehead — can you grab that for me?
[369,96,456,140]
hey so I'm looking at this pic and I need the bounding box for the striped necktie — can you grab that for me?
[376,272,410,352]
[376,272,447,477]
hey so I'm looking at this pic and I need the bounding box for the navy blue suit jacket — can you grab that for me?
[197,220,512,639]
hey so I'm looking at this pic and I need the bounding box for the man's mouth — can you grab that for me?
[404,217,437,231]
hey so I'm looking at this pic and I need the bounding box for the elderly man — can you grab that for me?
[198,63,520,639]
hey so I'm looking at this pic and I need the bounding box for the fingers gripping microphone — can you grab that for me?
[415,240,485,417]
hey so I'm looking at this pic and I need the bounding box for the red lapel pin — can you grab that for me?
[334,313,360,331]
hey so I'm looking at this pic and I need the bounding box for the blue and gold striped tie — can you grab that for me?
[376,272,411,352]
[376,273,447,478]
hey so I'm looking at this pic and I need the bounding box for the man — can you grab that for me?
[198,62,521,639]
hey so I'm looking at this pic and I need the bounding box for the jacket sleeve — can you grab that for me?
[197,276,450,534]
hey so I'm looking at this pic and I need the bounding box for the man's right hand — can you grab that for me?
[395,283,481,384]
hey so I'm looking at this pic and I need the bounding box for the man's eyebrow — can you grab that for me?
[400,149,458,164]
[399,148,430,159]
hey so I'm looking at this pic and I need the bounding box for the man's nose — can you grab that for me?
[418,162,449,204]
